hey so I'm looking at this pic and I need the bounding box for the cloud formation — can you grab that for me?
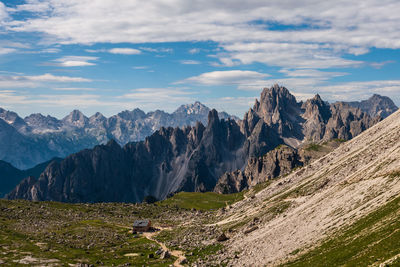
[5,0,400,69]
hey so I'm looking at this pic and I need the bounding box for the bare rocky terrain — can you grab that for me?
[210,108,400,266]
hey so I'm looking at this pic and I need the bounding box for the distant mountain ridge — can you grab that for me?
[7,85,398,202]
[0,102,237,169]
[0,158,62,198]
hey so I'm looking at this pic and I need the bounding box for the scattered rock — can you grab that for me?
[243,226,258,234]
[217,233,229,242]
[160,250,170,259]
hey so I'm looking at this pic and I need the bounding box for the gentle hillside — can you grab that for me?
[212,109,400,266]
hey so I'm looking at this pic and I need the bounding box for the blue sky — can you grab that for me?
[0,0,399,118]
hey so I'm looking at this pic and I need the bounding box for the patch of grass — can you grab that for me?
[186,243,224,265]
[282,195,400,267]
[274,144,288,150]
[252,180,272,194]
[388,170,400,179]
[332,138,346,143]
[305,143,323,151]
[158,191,244,211]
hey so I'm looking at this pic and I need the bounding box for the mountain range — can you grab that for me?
[6,85,398,202]
[0,102,236,169]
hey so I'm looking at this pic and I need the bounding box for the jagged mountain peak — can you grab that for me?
[207,109,220,125]
[256,84,298,113]
[174,101,210,115]
[0,107,29,132]
[62,109,88,128]
[24,113,61,131]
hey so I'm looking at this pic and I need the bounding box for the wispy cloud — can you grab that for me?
[0,47,17,55]
[369,60,395,69]
[52,56,98,67]
[188,48,200,54]
[132,66,149,70]
[0,73,91,88]
[279,69,348,78]
[178,70,270,87]
[108,48,141,55]
[140,47,173,53]
[180,60,201,65]
[52,87,95,91]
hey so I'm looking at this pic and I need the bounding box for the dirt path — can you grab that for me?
[116,224,187,266]
[142,227,186,267]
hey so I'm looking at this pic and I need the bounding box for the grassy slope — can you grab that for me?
[0,200,178,266]
[283,194,400,267]
[158,191,245,210]
[0,191,248,266]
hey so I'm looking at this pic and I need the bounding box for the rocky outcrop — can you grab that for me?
[214,145,302,193]
[5,176,38,200]
[215,86,387,194]
[0,157,62,198]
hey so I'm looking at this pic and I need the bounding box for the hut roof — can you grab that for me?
[133,220,150,227]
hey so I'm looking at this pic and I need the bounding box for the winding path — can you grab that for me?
[142,227,187,267]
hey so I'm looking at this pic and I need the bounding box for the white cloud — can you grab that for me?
[40,48,61,53]
[108,48,142,55]
[369,60,395,69]
[180,60,201,65]
[0,73,91,88]
[6,0,50,13]
[5,0,400,70]
[0,47,17,55]
[0,2,9,23]
[179,70,269,86]
[53,56,98,67]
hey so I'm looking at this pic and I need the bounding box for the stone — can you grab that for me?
[243,226,258,234]
[160,250,171,259]
[217,233,229,242]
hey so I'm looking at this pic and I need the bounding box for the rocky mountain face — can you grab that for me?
[0,102,237,169]
[7,85,397,202]
[346,93,398,118]
[214,140,344,194]
[214,145,303,194]
[214,109,400,266]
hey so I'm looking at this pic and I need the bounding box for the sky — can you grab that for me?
[0,0,399,118]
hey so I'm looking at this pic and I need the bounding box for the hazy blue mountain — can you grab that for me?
[0,102,238,169]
